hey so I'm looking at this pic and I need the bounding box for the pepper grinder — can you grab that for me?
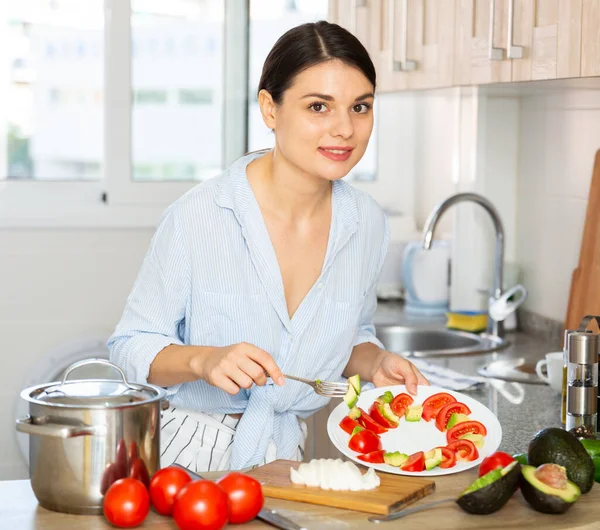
[566,331,598,433]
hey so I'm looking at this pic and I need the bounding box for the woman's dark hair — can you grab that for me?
[258,21,376,104]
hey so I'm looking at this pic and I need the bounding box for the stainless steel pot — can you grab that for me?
[16,358,168,515]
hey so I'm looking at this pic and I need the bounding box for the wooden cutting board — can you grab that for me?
[565,150,600,332]
[245,459,435,515]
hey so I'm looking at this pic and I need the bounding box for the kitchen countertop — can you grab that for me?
[5,470,600,530]
[5,302,583,529]
[373,301,564,456]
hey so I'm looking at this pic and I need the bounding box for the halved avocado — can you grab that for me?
[520,464,580,514]
[456,461,521,515]
[528,427,595,493]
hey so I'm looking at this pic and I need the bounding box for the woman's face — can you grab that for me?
[260,59,374,182]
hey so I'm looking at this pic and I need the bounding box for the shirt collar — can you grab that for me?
[215,150,359,234]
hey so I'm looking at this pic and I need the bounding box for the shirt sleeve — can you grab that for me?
[353,215,390,349]
[107,205,189,392]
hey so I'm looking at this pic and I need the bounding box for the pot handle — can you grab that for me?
[161,398,170,411]
[16,416,107,438]
[59,358,136,390]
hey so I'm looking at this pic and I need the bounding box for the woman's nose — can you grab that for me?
[330,111,354,139]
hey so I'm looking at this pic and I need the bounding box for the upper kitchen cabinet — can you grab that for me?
[581,0,600,77]
[329,0,457,92]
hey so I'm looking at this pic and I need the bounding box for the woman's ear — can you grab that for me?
[258,89,277,130]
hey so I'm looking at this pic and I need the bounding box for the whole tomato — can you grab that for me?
[103,478,150,528]
[173,480,229,530]
[149,466,192,515]
[216,472,264,524]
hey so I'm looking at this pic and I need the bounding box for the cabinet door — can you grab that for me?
[511,0,582,81]
[582,0,600,76]
[328,1,385,86]
[454,0,512,85]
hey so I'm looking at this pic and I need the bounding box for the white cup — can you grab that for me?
[535,352,564,393]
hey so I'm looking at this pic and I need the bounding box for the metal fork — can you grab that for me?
[282,374,349,397]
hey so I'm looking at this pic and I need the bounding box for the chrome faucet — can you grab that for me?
[422,192,505,339]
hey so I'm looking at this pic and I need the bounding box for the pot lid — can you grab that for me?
[21,359,166,408]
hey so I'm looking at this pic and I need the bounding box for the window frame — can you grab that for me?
[0,0,249,227]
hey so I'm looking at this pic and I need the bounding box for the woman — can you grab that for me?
[108,21,428,473]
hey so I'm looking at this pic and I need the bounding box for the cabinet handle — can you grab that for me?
[350,0,367,35]
[388,0,403,71]
[488,0,504,60]
[400,0,417,70]
[506,0,523,59]
[388,0,417,71]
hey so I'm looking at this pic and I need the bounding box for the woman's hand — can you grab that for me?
[370,351,429,395]
[193,342,284,395]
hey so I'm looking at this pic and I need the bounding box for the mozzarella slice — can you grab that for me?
[289,458,380,491]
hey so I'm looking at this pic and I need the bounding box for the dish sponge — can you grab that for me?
[446,311,488,333]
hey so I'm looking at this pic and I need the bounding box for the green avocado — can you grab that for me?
[446,413,469,430]
[456,461,521,515]
[528,427,595,494]
[344,384,358,408]
[520,464,580,514]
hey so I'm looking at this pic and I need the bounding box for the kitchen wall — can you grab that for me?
[516,88,600,323]
[0,229,153,479]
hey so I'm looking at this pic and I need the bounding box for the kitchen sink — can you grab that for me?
[375,325,508,357]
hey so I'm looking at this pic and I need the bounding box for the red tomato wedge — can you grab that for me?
[357,450,386,464]
[435,402,472,431]
[390,393,414,416]
[446,420,487,443]
[478,451,515,477]
[368,402,398,429]
[339,416,361,435]
[446,439,479,461]
[401,451,426,472]
[357,408,388,434]
[421,392,457,421]
[348,429,382,454]
[437,446,457,469]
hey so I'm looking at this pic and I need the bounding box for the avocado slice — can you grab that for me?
[424,448,443,470]
[456,461,521,515]
[446,412,469,430]
[376,390,394,404]
[528,427,595,494]
[380,402,400,425]
[405,405,424,422]
[348,406,361,420]
[461,433,485,449]
[348,374,361,395]
[520,464,581,514]
[344,384,358,408]
[384,451,409,467]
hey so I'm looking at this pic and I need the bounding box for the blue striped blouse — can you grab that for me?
[108,150,390,469]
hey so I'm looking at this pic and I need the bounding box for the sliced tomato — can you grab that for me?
[357,408,388,434]
[348,429,382,454]
[401,451,425,472]
[437,446,457,469]
[390,393,414,416]
[435,402,472,431]
[446,420,488,443]
[357,449,386,464]
[368,402,398,429]
[421,392,457,421]
[446,439,479,462]
[339,416,361,435]
[478,451,515,477]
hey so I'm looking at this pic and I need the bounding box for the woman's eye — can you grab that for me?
[353,103,371,114]
[309,102,327,113]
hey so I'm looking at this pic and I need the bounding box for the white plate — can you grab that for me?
[327,384,502,477]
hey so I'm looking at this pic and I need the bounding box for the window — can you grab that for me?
[131,1,223,182]
[1,0,104,181]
